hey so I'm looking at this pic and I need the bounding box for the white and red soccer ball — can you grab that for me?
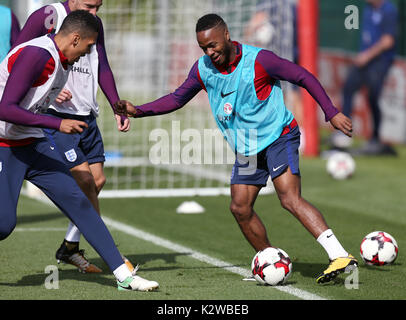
[360,231,398,266]
[326,151,355,180]
[251,247,292,286]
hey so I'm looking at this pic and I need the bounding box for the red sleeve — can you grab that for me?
[7,46,55,87]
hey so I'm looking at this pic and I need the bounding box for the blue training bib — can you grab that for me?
[0,6,11,63]
[198,44,293,156]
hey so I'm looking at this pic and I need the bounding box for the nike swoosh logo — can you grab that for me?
[272,164,285,172]
[117,282,132,290]
[221,90,236,98]
[118,285,132,290]
[327,234,333,238]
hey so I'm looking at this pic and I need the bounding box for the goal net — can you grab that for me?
[23,0,296,198]
[97,0,296,198]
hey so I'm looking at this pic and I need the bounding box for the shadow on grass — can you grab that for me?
[93,252,250,273]
[0,269,113,288]
[0,252,200,289]
[3,253,389,289]
[17,212,65,225]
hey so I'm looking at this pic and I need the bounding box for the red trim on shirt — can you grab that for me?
[46,29,68,69]
[281,119,298,136]
[197,42,275,101]
[196,68,206,92]
[7,45,68,87]
[56,46,69,70]
[7,47,24,73]
[7,46,56,87]
[254,60,275,101]
[33,57,56,87]
[0,137,37,147]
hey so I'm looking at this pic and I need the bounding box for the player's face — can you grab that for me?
[70,0,103,16]
[197,25,234,67]
[67,32,98,65]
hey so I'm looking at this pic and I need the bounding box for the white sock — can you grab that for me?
[317,229,349,260]
[113,263,133,282]
[65,222,81,243]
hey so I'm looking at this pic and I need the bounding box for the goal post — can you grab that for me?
[297,0,320,157]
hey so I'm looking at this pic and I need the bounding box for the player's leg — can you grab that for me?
[230,184,271,251]
[229,151,272,252]
[89,161,106,195]
[362,60,396,155]
[71,161,100,213]
[62,117,106,246]
[0,146,27,240]
[272,168,329,238]
[52,161,105,272]
[272,168,357,283]
[88,160,136,270]
[268,126,357,283]
[341,66,363,119]
[86,126,136,271]
[332,66,363,148]
[45,129,103,271]
[44,115,105,271]
[27,139,158,291]
[83,117,106,196]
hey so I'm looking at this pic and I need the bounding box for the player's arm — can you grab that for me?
[354,8,397,67]
[96,19,129,132]
[0,47,87,134]
[257,50,352,136]
[11,7,50,50]
[10,11,21,47]
[114,61,203,118]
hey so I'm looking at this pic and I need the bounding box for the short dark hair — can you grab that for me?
[196,13,226,33]
[59,10,100,38]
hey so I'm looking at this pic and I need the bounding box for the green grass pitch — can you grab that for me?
[0,147,405,302]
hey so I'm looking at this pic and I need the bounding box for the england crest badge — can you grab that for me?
[65,149,77,162]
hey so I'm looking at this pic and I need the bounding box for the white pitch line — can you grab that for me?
[18,192,326,300]
[102,216,326,301]
[14,227,66,232]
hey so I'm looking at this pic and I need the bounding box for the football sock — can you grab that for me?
[65,222,81,243]
[113,263,133,282]
[317,229,349,260]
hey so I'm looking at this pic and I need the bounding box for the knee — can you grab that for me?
[94,174,106,194]
[229,201,253,223]
[0,217,16,240]
[76,174,98,194]
[279,193,301,213]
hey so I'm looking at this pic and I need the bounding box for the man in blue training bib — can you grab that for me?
[115,14,358,284]
[0,5,20,62]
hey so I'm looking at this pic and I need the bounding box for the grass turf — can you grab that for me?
[0,146,405,301]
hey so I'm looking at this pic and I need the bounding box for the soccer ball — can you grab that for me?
[254,21,274,46]
[326,152,355,180]
[251,247,292,286]
[360,231,398,266]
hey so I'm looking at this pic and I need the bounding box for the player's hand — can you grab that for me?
[115,114,131,132]
[59,119,88,134]
[353,51,370,68]
[330,112,353,137]
[113,100,137,117]
[55,89,73,104]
